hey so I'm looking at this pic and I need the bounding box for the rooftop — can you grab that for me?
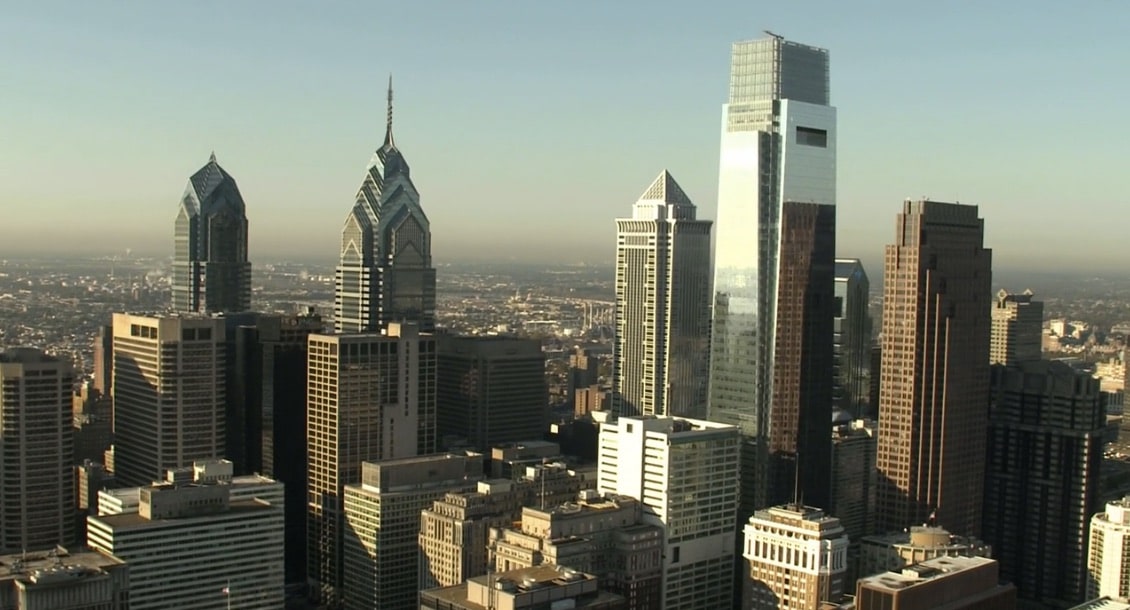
[1069,598,1130,610]
[0,547,125,587]
[857,555,995,592]
[90,498,272,530]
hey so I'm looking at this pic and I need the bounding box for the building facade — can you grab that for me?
[1087,496,1130,601]
[437,334,547,450]
[875,200,992,536]
[612,170,712,419]
[990,289,1043,366]
[335,79,436,333]
[830,417,876,578]
[0,349,75,553]
[305,324,435,604]
[596,413,739,610]
[743,504,849,610]
[110,313,226,487]
[984,359,1104,606]
[855,556,1016,610]
[0,548,128,610]
[172,153,251,314]
[833,258,871,417]
[709,34,836,514]
[419,565,627,610]
[858,526,991,579]
[341,453,482,610]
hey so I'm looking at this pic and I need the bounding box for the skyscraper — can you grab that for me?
[335,79,436,333]
[0,348,75,553]
[172,153,251,314]
[111,313,226,487]
[1087,496,1130,601]
[305,324,436,605]
[709,34,836,513]
[834,258,872,417]
[875,200,992,536]
[990,289,1043,365]
[983,359,1104,605]
[612,170,712,419]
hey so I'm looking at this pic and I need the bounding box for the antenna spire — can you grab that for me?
[209,150,217,163]
[385,74,395,147]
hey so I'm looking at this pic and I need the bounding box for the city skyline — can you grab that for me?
[3,2,1127,273]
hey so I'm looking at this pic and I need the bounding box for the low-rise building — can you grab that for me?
[855,556,1016,609]
[0,547,128,610]
[858,525,990,578]
[419,565,627,610]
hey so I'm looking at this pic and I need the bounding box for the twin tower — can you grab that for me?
[172,77,436,332]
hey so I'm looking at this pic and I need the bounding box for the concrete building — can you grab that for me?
[858,526,990,579]
[709,34,836,515]
[437,334,547,451]
[1070,599,1130,610]
[568,346,602,409]
[110,313,226,487]
[990,289,1043,366]
[876,200,992,537]
[0,547,128,610]
[172,153,251,314]
[743,504,849,610]
[0,348,75,553]
[612,170,712,420]
[490,491,663,610]
[419,565,627,610]
[341,453,482,610]
[419,464,585,590]
[830,417,876,558]
[1087,496,1130,601]
[87,479,284,609]
[305,324,435,604]
[595,413,739,610]
[854,556,1016,610]
[575,384,610,417]
[833,258,872,417]
[984,359,1104,606]
[335,79,436,333]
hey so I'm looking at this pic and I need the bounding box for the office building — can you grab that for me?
[0,547,128,610]
[567,346,602,408]
[110,313,225,487]
[87,479,284,610]
[833,258,871,416]
[830,416,876,577]
[855,556,1016,609]
[709,34,836,514]
[0,348,75,553]
[596,413,739,610]
[306,324,436,605]
[335,79,436,333]
[767,201,835,509]
[342,453,482,610]
[575,384,610,417]
[743,504,848,609]
[419,565,627,610]
[1087,496,1130,601]
[858,526,990,579]
[92,324,113,395]
[437,334,547,450]
[875,200,992,536]
[612,170,712,419]
[490,491,663,610]
[73,385,113,465]
[984,359,1104,606]
[172,153,251,314]
[990,289,1043,365]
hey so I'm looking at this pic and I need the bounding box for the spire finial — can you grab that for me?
[385,74,394,147]
[209,150,217,163]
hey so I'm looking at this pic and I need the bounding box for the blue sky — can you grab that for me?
[2,1,1127,272]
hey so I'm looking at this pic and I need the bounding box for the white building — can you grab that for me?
[1087,496,1130,601]
[97,459,284,516]
[87,479,284,610]
[613,170,712,420]
[595,413,739,610]
[743,504,848,609]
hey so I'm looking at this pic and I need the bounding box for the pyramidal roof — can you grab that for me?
[188,152,235,203]
[638,170,693,207]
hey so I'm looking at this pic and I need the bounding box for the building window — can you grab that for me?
[796,126,828,148]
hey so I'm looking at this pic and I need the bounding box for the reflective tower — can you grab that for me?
[172,153,252,313]
[613,171,713,419]
[335,78,436,333]
[709,34,836,513]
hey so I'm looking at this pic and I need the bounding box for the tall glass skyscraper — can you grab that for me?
[172,153,251,313]
[335,79,436,333]
[709,35,836,513]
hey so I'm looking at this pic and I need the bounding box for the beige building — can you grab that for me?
[420,564,627,610]
[0,348,75,554]
[305,323,436,605]
[855,556,1016,609]
[342,453,481,610]
[490,490,663,610]
[990,289,1043,365]
[0,547,128,610]
[743,504,849,610]
[110,313,226,486]
[1087,496,1130,601]
[858,525,991,579]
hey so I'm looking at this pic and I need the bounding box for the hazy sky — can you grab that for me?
[2,1,1126,273]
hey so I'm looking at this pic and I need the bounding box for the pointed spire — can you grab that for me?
[639,170,693,207]
[384,74,395,148]
[209,150,217,164]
